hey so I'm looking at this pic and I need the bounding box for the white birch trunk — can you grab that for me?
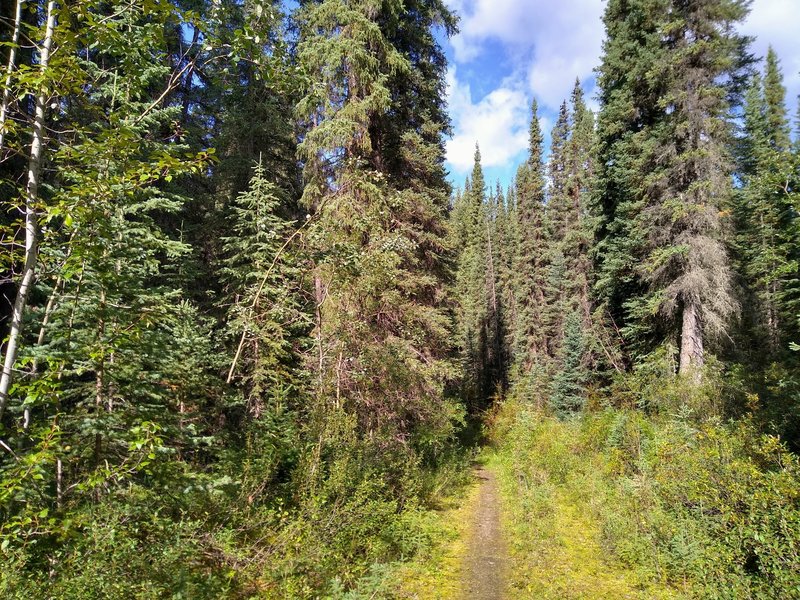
[0,0,57,421]
[0,0,24,152]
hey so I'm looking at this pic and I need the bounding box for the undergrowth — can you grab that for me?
[489,394,800,599]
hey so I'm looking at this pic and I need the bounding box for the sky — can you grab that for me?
[440,0,800,191]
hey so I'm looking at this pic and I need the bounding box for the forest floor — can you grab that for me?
[389,462,507,599]
[487,449,683,600]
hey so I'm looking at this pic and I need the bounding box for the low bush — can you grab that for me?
[492,391,800,598]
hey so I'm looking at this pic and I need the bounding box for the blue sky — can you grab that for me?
[440,0,800,191]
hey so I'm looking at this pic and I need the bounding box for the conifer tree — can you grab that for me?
[564,81,595,330]
[734,54,800,358]
[547,101,572,242]
[549,311,588,416]
[296,0,455,474]
[0,2,219,524]
[453,146,491,405]
[219,163,309,417]
[646,0,748,379]
[593,0,670,362]
[595,0,748,380]
[763,47,791,152]
[513,101,549,371]
[545,81,597,392]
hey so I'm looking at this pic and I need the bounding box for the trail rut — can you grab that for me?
[461,467,507,599]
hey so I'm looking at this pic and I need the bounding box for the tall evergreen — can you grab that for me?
[733,52,800,359]
[647,0,748,378]
[593,0,670,363]
[547,101,572,242]
[541,81,598,402]
[513,101,549,371]
[763,46,791,152]
[453,146,493,406]
[595,0,749,380]
[219,163,309,417]
[564,81,595,331]
[296,0,456,479]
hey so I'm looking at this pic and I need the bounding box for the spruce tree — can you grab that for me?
[595,0,749,380]
[453,146,491,406]
[647,0,748,379]
[547,101,572,242]
[763,47,791,152]
[549,311,588,416]
[734,55,800,358]
[500,183,522,367]
[219,162,309,417]
[593,0,670,363]
[513,101,549,371]
[546,81,597,389]
[564,81,595,330]
[296,0,456,476]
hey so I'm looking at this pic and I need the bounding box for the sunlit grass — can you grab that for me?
[388,474,482,599]
[487,407,689,600]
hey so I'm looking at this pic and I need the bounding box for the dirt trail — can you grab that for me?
[461,467,507,599]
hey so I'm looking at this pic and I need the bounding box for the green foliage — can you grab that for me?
[550,312,589,416]
[452,146,505,407]
[511,101,549,371]
[219,162,309,416]
[1,0,799,596]
[491,394,800,598]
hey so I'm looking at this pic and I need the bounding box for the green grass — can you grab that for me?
[487,402,690,599]
[384,473,481,599]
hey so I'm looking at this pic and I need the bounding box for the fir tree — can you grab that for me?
[219,162,309,417]
[453,146,492,406]
[645,0,748,379]
[595,0,749,380]
[734,55,800,358]
[593,0,670,363]
[763,46,791,152]
[564,80,595,331]
[547,101,571,242]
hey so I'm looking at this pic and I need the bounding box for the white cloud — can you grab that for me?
[444,68,529,174]
[741,0,800,109]
[446,0,800,112]
[446,0,604,110]
[442,0,800,182]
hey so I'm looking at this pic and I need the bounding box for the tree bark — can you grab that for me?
[0,0,24,153]
[0,0,57,421]
[679,300,704,382]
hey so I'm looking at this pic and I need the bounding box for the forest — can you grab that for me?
[0,0,798,598]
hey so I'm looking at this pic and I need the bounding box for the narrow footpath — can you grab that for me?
[461,467,507,599]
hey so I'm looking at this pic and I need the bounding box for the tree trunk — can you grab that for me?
[679,300,704,382]
[0,0,24,153]
[0,0,57,421]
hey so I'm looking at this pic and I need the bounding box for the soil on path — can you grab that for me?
[461,467,507,599]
